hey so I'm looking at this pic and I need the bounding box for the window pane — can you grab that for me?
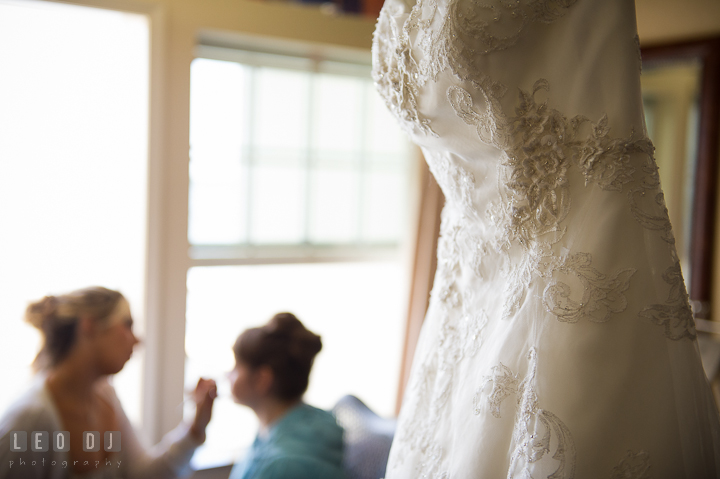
[253,68,310,150]
[190,59,247,153]
[309,167,359,243]
[362,163,409,243]
[189,152,248,244]
[0,0,148,426]
[250,163,306,244]
[189,59,248,244]
[311,74,363,153]
[189,52,416,250]
[185,263,407,466]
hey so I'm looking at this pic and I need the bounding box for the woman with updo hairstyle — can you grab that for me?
[228,312,345,479]
[0,286,217,479]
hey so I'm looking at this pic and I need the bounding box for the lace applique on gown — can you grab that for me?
[372,0,720,477]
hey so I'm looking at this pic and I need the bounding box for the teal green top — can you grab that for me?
[229,403,345,479]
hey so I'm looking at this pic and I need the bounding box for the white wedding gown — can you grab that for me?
[372,0,720,477]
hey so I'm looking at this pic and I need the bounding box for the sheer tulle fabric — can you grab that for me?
[371,0,720,477]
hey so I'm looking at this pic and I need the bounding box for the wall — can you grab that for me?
[636,0,720,45]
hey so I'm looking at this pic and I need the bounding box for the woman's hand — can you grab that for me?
[189,378,217,443]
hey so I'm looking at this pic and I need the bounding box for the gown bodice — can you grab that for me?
[371,0,720,477]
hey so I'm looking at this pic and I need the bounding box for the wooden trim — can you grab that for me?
[642,37,720,319]
[396,155,444,414]
[363,0,384,19]
[693,39,720,313]
[144,0,168,445]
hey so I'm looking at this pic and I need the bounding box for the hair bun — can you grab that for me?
[299,328,322,356]
[25,296,58,330]
[268,312,304,333]
[234,312,323,400]
[268,312,322,356]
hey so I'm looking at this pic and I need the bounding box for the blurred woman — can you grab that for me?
[228,312,344,479]
[0,286,216,478]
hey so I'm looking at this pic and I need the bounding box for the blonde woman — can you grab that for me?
[0,286,216,478]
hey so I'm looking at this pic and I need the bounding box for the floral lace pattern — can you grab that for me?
[497,80,575,246]
[479,349,576,479]
[448,78,698,339]
[416,0,577,85]
[390,360,450,478]
[372,3,436,136]
[449,79,657,326]
[447,75,509,145]
[449,79,658,244]
[425,150,479,219]
[391,212,492,478]
[499,240,547,319]
[628,189,675,245]
[577,116,653,191]
[541,252,636,323]
[610,450,651,479]
[372,0,576,135]
[626,148,678,244]
[640,262,697,340]
[479,362,520,418]
[433,210,495,355]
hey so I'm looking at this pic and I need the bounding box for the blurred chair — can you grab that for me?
[332,395,396,479]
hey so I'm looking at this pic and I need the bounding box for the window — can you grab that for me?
[0,0,149,425]
[188,48,411,253]
[184,44,416,466]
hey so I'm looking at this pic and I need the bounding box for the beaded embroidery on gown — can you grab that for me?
[372,0,720,477]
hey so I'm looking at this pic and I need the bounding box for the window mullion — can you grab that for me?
[357,80,369,246]
[245,66,256,245]
[303,65,316,245]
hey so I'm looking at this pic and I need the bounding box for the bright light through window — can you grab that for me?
[0,0,149,426]
[188,55,412,248]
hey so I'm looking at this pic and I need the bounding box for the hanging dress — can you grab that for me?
[371,0,720,477]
